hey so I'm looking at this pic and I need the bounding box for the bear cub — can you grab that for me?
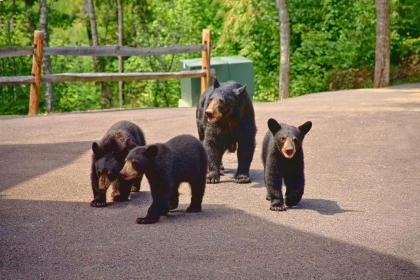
[90,120,146,207]
[262,118,312,211]
[120,134,207,224]
[196,79,256,184]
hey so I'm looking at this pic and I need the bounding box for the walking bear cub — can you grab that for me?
[196,79,256,184]
[90,121,145,207]
[120,135,207,224]
[262,118,312,211]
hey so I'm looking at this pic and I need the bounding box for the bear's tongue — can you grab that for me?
[283,149,294,158]
[206,112,215,122]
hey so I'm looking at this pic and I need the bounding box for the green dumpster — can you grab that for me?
[179,56,254,107]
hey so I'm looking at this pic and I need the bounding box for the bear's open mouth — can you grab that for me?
[120,172,138,181]
[283,149,295,159]
[206,112,216,122]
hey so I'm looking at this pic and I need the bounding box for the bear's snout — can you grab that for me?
[120,160,139,180]
[280,138,296,159]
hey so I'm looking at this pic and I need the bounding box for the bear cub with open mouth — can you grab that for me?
[262,118,312,211]
[90,120,145,207]
[120,134,207,224]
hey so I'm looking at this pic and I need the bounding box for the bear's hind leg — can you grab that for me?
[187,178,205,213]
[169,185,179,211]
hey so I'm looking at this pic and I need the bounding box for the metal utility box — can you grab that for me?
[179,56,254,107]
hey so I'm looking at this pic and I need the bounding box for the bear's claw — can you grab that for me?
[112,195,129,202]
[130,185,140,192]
[186,205,202,213]
[270,204,287,211]
[90,200,107,207]
[207,172,220,184]
[235,174,251,184]
[136,217,159,224]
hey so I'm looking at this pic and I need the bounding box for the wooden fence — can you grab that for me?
[0,29,212,115]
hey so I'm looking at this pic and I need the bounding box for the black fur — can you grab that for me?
[90,121,145,207]
[196,80,257,184]
[262,118,312,211]
[125,135,207,224]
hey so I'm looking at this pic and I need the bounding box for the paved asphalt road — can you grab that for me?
[1,84,419,279]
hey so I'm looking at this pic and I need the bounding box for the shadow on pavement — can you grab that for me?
[1,199,418,279]
[293,198,356,215]
[0,141,91,192]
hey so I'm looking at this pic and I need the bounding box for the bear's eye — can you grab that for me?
[280,137,286,141]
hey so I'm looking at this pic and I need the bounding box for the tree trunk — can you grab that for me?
[84,0,100,72]
[24,0,35,35]
[84,0,113,107]
[117,0,124,107]
[39,0,54,113]
[8,0,17,100]
[276,0,290,100]
[374,0,390,88]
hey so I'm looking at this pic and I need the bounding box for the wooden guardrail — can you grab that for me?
[0,29,212,115]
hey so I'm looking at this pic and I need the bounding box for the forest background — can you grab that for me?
[0,0,419,115]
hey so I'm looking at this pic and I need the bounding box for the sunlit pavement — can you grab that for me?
[1,84,419,279]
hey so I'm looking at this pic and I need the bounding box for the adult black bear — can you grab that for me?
[90,120,145,207]
[196,79,256,184]
[120,135,207,224]
[262,118,312,211]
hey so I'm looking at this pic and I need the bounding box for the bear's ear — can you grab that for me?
[299,121,312,136]
[213,79,220,89]
[234,85,247,96]
[268,118,281,135]
[92,142,101,155]
[143,145,158,159]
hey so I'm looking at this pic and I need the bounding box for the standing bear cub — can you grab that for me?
[196,79,256,184]
[90,120,146,207]
[262,118,312,211]
[120,135,207,224]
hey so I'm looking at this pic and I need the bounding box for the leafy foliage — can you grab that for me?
[0,0,418,114]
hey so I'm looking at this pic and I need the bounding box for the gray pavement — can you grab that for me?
[1,84,419,279]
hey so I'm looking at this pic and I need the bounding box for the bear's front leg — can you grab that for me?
[137,199,161,224]
[235,132,255,183]
[265,167,286,211]
[90,168,107,207]
[90,195,107,207]
[112,179,131,202]
[284,174,305,207]
[136,182,169,224]
[130,174,142,192]
[205,140,223,184]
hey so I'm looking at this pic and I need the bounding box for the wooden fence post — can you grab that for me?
[201,29,211,95]
[28,31,44,115]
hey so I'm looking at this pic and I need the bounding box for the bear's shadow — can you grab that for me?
[240,169,355,216]
[107,190,147,209]
[292,198,357,215]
